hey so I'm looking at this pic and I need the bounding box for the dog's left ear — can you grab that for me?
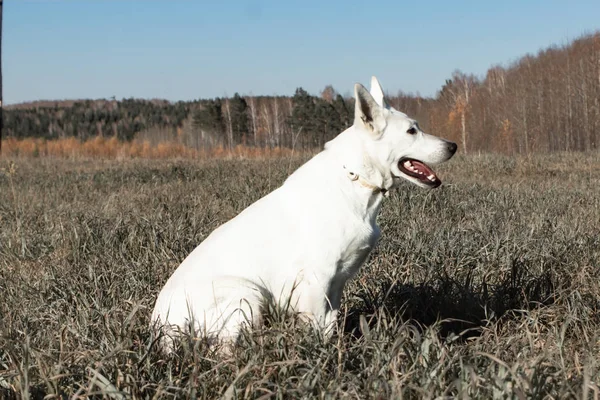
[369,76,390,109]
[354,83,387,137]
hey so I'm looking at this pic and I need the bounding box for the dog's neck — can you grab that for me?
[320,128,392,219]
[325,128,393,190]
[283,126,391,222]
[343,165,387,195]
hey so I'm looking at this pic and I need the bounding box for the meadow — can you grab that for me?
[0,153,599,399]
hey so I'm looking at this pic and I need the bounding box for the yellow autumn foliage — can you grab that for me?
[1,137,298,159]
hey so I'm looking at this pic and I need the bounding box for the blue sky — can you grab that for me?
[5,0,600,104]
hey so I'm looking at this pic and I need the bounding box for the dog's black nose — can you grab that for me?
[447,142,458,155]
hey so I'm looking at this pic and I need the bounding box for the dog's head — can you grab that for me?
[353,76,457,189]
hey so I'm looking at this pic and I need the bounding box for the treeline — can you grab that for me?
[402,31,600,154]
[4,99,191,142]
[3,88,354,151]
[5,31,600,154]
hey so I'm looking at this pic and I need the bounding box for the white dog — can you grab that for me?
[151,77,457,352]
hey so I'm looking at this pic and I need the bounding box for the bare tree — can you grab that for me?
[261,101,273,148]
[320,85,336,102]
[273,98,281,148]
[247,95,258,146]
[223,98,234,151]
[450,71,476,154]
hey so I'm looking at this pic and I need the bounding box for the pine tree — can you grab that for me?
[193,99,225,137]
[229,93,248,145]
[288,88,317,149]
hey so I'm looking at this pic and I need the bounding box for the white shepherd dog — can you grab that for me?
[151,77,457,352]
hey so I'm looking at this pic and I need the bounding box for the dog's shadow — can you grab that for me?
[342,259,556,340]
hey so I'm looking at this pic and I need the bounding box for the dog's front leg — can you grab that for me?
[294,280,342,339]
[321,308,338,339]
[297,308,338,339]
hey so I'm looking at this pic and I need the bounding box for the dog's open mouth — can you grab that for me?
[398,158,441,188]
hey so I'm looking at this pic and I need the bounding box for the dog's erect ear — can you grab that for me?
[369,76,389,108]
[354,83,387,137]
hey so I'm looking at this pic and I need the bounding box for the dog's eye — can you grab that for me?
[407,127,417,135]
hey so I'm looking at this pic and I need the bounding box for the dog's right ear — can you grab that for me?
[369,76,389,109]
[354,83,387,137]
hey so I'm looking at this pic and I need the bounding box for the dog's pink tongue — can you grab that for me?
[412,160,434,176]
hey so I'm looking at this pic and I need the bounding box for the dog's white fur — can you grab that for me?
[151,77,456,351]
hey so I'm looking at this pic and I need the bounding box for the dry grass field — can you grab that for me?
[1,153,599,398]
